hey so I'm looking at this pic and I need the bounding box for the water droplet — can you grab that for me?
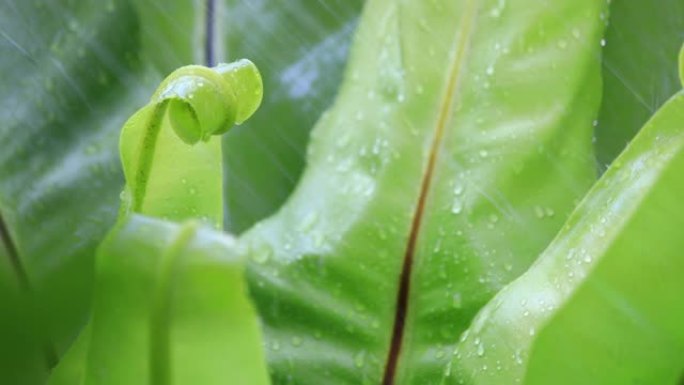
[354,351,365,368]
[600,38,607,47]
[572,28,581,39]
[251,244,272,264]
[479,150,488,158]
[514,349,523,364]
[477,342,485,357]
[534,205,545,218]
[291,336,303,347]
[451,199,463,214]
[485,65,494,76]
[452,292,462,308]
[298,212,318,232]
[460,330,470,343]
[557,39,568,49]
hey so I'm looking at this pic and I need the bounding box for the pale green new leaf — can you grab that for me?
[50,215,270,385]
[118,60,263,228]
[50,60,266,385]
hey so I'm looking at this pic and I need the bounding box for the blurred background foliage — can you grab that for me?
[0,0,682,383]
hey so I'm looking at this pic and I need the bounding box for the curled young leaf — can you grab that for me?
[49,59,265,384]
[118,60,263,227]
[153,60,263,144]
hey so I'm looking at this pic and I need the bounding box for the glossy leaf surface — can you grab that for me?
[241,0,606,384]
[0,0,360,379]
[450,57,684,385]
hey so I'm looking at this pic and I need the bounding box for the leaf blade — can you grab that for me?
[241,0,606,383]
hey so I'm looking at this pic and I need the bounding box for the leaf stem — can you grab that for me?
[149,222,198,385]
[382,1,480,383]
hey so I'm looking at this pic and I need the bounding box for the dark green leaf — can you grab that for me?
[0,0,202,380]
[221,0,364,232]
[594,0,684,168]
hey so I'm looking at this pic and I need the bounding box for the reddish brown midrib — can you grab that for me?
[381,138,440,385]
[381,2,479,384]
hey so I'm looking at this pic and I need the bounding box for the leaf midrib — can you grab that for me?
[382,1,480,384]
